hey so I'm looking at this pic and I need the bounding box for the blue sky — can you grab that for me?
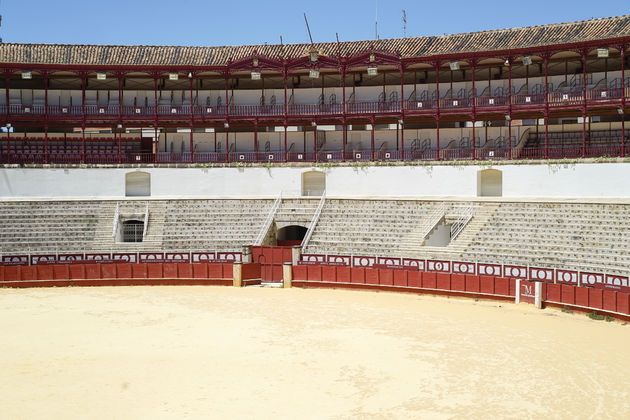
[1,0,628,46]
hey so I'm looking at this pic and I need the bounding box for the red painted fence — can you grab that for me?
[0,262,234,288]
[292,263,630,319]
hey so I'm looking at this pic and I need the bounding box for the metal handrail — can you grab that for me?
[112,202,120,238]
[451,204,474,240]
[301,191,326,249]
[143,204,149,238]
[417,202,445,243]
[254,193,282,245]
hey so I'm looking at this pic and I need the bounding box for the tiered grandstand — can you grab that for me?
[1,15,630,316]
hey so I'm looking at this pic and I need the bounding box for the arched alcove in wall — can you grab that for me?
[302,171,325,196]
[477,169,502,197]
[125,171,151,197]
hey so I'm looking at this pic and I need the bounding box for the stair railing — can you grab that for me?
[112,202,120,238]
[301,191,326,249]
[254,193,282,245]
[451,204,474,240]
[143,203,149,238]
[417,202,445,243]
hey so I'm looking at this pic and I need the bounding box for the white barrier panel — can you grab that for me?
[353,256,376,268]
[112,253,138,263]
[301,254,325,263]
[504,265,528,279]
[452,261,476,275]
[402,258,425,271]
[328,255,350,265]
[426,260,450,273]
[478,263,502,276]
[529,267,554,282]
[191,252,216,263]
[556,269,578,285]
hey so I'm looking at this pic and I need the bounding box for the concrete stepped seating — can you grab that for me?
[459,202,630,275]
[161,199,274,252]
[0,201,101,253]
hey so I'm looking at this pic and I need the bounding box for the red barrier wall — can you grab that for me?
[193,264,208,279]
[293,266,307,281]
[21,266,36,281]
[393,270,406,287]
[163,263,178,278]
[147,264,163,279]
[337,267,351,283]
[451,274,465,292]
[0,262,236,288]
[177,263,192,279]
[350,268,364,284]
[101,264,116,279]
[322,266,337,282]
[480,276,494,294]
[241,263,261,280]
[207,264,221,279]
[465,275,480,293]
[436,273,451,290]
[408,271,421,288]
[366,269,380,285]
[423,272,437,289]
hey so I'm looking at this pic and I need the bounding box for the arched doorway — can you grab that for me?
[302,170,325,196]
[125,171,150,197]
[276,225,308,247]
[477,169,502,197]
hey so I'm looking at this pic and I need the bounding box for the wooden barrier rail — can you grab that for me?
[0,262,236,288]
[292,264,630,320]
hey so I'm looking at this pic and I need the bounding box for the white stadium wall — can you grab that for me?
[1,162,630,199]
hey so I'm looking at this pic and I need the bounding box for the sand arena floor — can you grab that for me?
[0,286,629,419]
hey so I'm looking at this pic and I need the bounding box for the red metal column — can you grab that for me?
[544,56,549,159]
[582,50,587,158]
[189,73,194,163]
[508,117,512,158]
[118,124,122,164]
[622,46,626,157]
[471,61,476,160]
[370,116,375,161]
[225,73,230,163]
[342,119,346,162]
[254,119,258,162]
[81,125,86,163]
[400,64,404,161]
[508,58,512,159]
[117,72,123,119]
[284,124,288,162]
[341,65,346,163]
[225,124,229,163]
[435,62,440,161]
[471,116,476,160]
[283,67,288,162]
[6,123,10,164]
[154,75,159,163]
[44,72,49,164]
[436,116,440,161]
[4,73,10,124]
[81,73,86,163]
[313,122,317,162]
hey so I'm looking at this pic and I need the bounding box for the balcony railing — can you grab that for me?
[1,86,628,119]
[1,142,628,165]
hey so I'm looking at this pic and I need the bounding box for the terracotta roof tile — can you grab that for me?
[0,15,628,67]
